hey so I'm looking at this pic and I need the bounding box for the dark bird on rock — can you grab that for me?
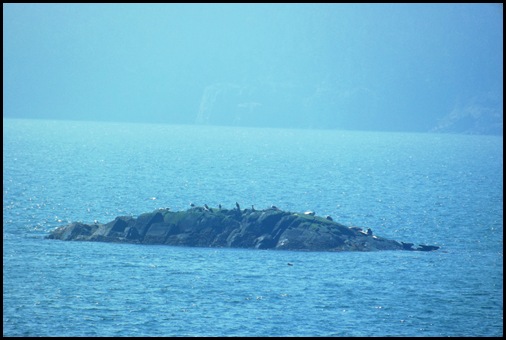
[367,228,373,236]
[218,204,222,209]
[252,205,255,211]
[325,215,333,221]
[204,204,210,210]
[190,203,195,207]
[271,205,279,210]
[236,202,241,210]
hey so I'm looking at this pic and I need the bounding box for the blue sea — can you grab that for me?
[3,118,503,336]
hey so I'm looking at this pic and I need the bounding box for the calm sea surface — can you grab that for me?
[3,118,503,336]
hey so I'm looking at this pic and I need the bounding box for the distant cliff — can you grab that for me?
[429,94,503,135]
[46,206,439,252]
[195,81,502,135]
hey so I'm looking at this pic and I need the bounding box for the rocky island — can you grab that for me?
[46,205,439,252]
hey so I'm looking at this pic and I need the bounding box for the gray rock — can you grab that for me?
[46,207,439,252]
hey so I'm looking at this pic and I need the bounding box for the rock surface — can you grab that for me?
[46,206,439,252]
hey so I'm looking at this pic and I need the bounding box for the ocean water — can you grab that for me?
[3,118,503,336]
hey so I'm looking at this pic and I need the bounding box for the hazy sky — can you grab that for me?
[3,3,503,133]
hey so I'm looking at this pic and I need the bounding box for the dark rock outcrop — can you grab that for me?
[46,207,439,252]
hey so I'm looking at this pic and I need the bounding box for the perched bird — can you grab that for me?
[204,204,210,210]
[190,203,195,207]
[251,205,255,211]
[304,211,315,216]
[367,228,373,236]
[325,215,333,221]
[218,204,222,210]
[236,202,241,210]
[271,205,279,210]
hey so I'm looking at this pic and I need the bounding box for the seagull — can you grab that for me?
[304,211,315,216]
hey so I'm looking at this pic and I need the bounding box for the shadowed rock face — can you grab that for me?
[46,207,439,252]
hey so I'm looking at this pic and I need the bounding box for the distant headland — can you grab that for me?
[46,204,439,252]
